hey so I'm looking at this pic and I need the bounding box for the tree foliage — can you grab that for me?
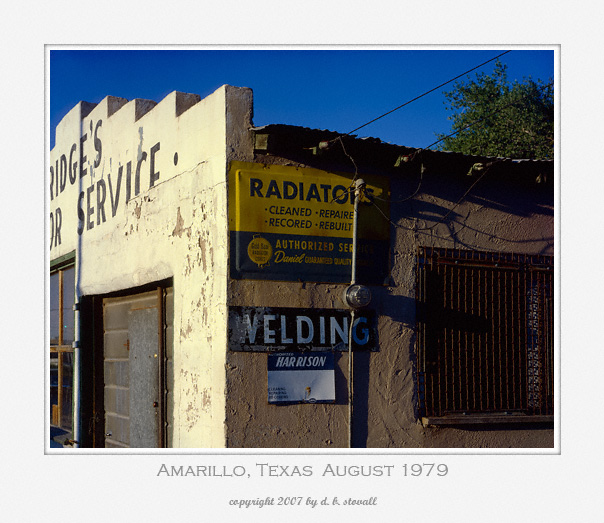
[436,61,554,159]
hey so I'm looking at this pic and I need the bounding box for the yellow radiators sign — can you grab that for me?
[228,162,390,283]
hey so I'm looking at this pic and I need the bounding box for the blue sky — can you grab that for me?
[49,48,554,151]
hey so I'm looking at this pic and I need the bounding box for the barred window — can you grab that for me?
[416,247,554,425]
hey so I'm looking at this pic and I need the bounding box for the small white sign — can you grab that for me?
[267,352,335,404]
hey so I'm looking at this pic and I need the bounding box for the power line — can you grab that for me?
[325,50,512,198]
[326,55,551,224]
[370,78,554,205]
[366,80,552,229]
[421,79,554,152]
[337,50,511,139]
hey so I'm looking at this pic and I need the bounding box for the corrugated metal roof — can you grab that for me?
[250,124,553,165]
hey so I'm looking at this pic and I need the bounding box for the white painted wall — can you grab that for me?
[49,85,254,447]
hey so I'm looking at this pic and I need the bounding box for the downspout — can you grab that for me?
[71,117,85,449]
[347,179,364,449]
[72,287,81,448]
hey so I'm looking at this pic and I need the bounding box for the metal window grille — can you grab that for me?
[416,247,554,423]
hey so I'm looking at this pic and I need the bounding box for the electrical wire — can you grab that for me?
[323,50,532,206]
[370,78,554,206]
[333,50,511,141]
[316,54,552,285]
[373,151,424,204]
[421,79,554,152]
[371,161,498,232]
[324,59,551,234]
[327,136,359,204]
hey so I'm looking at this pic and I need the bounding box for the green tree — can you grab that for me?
[436,61,554,159]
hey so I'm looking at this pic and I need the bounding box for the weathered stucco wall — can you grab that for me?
[50,85,253,448]
[367,164,554,448]
[226,153,554,448]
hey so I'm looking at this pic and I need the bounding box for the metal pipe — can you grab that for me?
[351,180,361,286]
[73,350,81,447]
[72,285,81,448]
[348,178,363,448]
[72,118,84,449]
[348,309,355,448]
[58,271,64,425]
